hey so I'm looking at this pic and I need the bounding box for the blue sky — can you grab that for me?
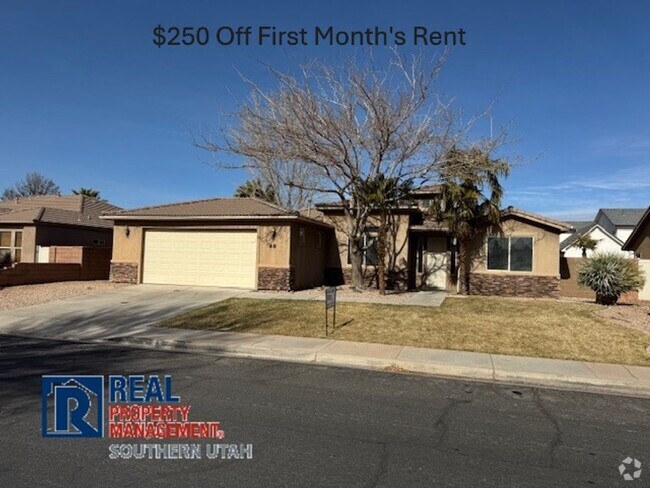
[1,0,648,219]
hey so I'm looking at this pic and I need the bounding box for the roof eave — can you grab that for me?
[101,214,334,229]
[622,207,650,251]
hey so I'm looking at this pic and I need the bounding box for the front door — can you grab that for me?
[424,237,448,290]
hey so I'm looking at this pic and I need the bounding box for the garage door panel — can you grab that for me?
[142,230,257,288]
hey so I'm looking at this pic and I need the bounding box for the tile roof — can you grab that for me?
[104,197,294,218]
[599,208,646,227]
[499,207,573,232]
[0,195,121,229]
[562,221,593,231]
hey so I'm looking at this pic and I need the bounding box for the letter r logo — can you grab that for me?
[42,376,104,438]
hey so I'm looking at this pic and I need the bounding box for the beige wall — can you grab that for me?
[638,235,650,260]
[630,219,650,259]
[467,217,561,276]
[322,212,410,272]
[258,224,291,268]
[112,223,144,263]
[22,225,37,262]
[0,224,37,263]
[290,222,331,289]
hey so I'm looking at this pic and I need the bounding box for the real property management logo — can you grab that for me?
[42,375,253,460]
[42,376,105,437]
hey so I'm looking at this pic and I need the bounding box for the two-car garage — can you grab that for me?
[104,197,333,290]
[141,230,258,288]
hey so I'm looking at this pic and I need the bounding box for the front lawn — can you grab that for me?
[160,297,650,366]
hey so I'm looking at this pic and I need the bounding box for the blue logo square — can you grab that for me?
[42,376,104,438]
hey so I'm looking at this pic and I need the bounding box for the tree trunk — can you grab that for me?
[595,293,618,306]
[458,240,470,295]
[349,236,365,290]
[377,212,388,295]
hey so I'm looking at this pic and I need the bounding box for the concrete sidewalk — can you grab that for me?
[104,326,650,397]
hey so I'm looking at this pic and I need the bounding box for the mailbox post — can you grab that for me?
[325,287,337,336]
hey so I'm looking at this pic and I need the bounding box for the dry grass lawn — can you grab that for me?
[160,297,650,366]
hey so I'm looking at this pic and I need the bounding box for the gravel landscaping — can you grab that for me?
[0,281,129,311]
[597,303,650,335]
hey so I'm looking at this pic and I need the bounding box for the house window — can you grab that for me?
[347,228,378,266]
[487,236,533,272]
[298,227,306,247]
[92,239,106,246]
[315,231,322,249]
[0,230,23,265]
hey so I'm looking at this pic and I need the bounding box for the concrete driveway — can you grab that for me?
[0,284,246,341]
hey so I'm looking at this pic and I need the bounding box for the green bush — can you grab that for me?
[578,253,646,305]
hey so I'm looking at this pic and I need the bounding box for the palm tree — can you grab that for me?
[355,175,413,294]
[234,179,278,204]
[430,146,510,294]
[72,187,103,200]
[571,233,599,258]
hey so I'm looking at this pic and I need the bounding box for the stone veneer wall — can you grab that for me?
[258,267,295,291]
[110,262,139,284]
[468,273,560,298]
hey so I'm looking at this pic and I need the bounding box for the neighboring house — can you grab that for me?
[560,223,633,258]
[104,192,570,297]
[559,221,592,255]
[101,198,334,290]
[594,208,646,243]
[558,208,644,258]
[622,206,650,301]
[0,195,120,264]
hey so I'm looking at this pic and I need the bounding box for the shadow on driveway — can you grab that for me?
[0,285,246,341]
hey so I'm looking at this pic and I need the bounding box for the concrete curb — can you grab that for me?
[107,335,650,398]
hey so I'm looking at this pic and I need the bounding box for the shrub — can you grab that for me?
[0,251,13,269]
[578,252,646,305]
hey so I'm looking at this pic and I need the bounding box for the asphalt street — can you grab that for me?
[0,335,648,487]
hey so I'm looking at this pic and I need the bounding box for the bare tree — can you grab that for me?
[198,51,503,288]
[2,172,60,200]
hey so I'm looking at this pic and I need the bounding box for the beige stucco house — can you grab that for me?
[0,195,120,265]
[317,192,571,297]
[104,191,571,298]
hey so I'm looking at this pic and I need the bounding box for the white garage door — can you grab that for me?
[640,260,650,301]
[142,230,257,288]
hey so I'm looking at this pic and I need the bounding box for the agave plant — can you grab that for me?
[577,252,646,305]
